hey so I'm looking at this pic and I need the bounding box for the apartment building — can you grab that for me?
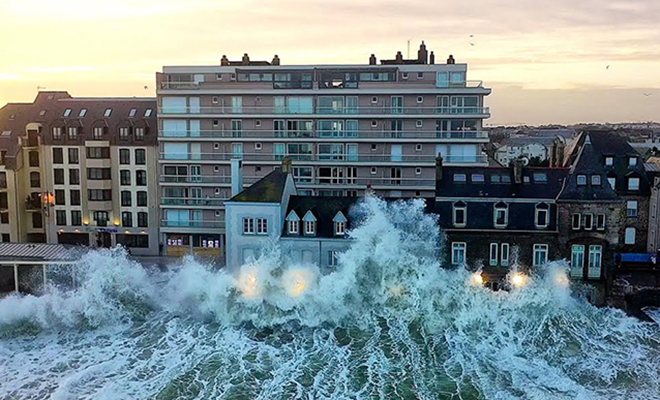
[156,42,491,257]
[0,92,160,255]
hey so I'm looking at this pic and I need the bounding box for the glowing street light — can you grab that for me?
[511,272,527,287]
[471,272,484,286]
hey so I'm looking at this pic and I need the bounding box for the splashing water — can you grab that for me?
[1,197,660,399]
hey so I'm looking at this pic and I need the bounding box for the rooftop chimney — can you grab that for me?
[435,153,444,181]
[513,158,524,184]
[281,156,292,174]
[242,53,250,65]
[369,54,377,65]
[429,51,435,64]
[272,54,280,65]
[550,138,566,167]
[447,54,455,65]
[220,55,229,66]
[417,41,428,64]
[231,159,244,196]
[395,51,404,64]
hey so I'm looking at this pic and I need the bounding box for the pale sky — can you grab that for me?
[1,0,658,125]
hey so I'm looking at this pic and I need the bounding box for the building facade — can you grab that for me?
[156,42,491,257]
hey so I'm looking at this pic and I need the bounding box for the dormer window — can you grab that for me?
[78,108,87,117]
[577,175,587,186]
[453,201,467,227]
[63,108,72,117]
[104,108,112,117]
[628,177,640,191]
[591,175,601,185]
[333,211,347,236]
[303,211,317,236]
[493,202,508,228]
[629,157,638,167]
[129,108,137,117]
[535,203,550,228]
[605,156,613,166]
[144,109,153,117]
[453,173,467,182]
[286,210,300,235]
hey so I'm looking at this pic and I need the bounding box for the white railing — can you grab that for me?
[159,130,488,140]
[161,220,225,228]
[159,153,487,164]
[161,197,227,206]
[158,106,490,116]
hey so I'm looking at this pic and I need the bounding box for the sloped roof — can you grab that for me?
[0,242,85,262]
[282,195,360,238]
[228,169,288,202]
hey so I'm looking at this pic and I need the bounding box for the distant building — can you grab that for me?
[494,129,576,166]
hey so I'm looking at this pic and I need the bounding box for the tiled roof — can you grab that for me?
[282,195,361,238]
[0,242,85,262]
[228,169,288,202]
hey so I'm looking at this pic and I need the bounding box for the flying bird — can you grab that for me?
[470,43,475,46]
[606,65,610,69]
[144,85,149,90]
[643,93,652,96]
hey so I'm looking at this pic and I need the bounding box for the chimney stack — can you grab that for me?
[369,54,377,65]
[417,41,428,64]
[220,55,229,66]
[272,55,280,65]
[435,153,444,181]
[429,51,435,64]
[549,138,566,167]
[395,51,404,64]
[242,53,250,65]
[447,55,455,65]
[513,158,524,184]
[281,156,292,174]
[231,159,244,196]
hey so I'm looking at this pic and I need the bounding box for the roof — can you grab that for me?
[229,169,288,202]
[282,196,362,238]
[503,136,556,148]
[436,166,568,199]
[0,242,85,262]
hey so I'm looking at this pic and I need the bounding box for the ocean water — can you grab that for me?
[1,197,659,399]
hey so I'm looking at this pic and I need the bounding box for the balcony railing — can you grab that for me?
[159,130,488,140]
[159,175,260,184]
[158,106,490,116]
[161,220,225,228]
[159,152,487,164]
[161,197,227,206]
[296,178,436,187]
[158,80,486,90]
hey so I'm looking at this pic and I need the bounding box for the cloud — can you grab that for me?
[24,66,96,73]
[0,73,20,80]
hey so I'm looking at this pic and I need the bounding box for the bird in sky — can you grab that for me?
[606,65,610,69]
[144,85,149,90]
[643,93,652,96]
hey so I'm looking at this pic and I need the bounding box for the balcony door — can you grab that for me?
[391,144,402,162]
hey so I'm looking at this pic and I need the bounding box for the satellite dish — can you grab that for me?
[522,157,530,166]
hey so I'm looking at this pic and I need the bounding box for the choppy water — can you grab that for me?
[1,197,660,399]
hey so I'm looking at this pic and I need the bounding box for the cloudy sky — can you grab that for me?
[0,0,658,125]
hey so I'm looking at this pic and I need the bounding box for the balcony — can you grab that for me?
[159,130,488,141]
[161,220,225,229]
[296,178,436,188]
[159,175,260,184]
[159,152,488,164]
[158,79,487,90]
[160,197,227,206]
[158,105,490,117]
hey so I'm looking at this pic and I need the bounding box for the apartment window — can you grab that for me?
[493,202,508,228]
[30,172,41,188]
[0,213,7,224]
[371,144,378,151]
[56,210,67,226]
[625,227,636,244]
[371,120,378,127]
[119,149,130,164]
[534,173,548,183]
[256,218,268,235]
[137,191,147,207]
[255,143,262,151]
[88,189,112,201]
[416,167,422,175]
[63,108,72,117]
[371,167,377,175]
[242,218,254,235]
[71,210,82,226]
[79,108,87,117]
[92,127,103,139]
[135,128,145,140]
[305,220,316,235]
[402,72,409,80]
[119,127,130,140]
[596,213,606,230]
[213,119,219,127]
[591,175,601,185]
[53,148,64,164]
[589,245,602,271]
[216,73,222,80]
[212,96,219,104]
[501,243,510,266]
[87,147,110,159]
[629,157,638,167]
[122,212,133,227]
[605,156,613,166]
[1,233,8,241]
[88,168,111,180]
[55,189,65,205]
[417,72,424,79]
[0,172,5,189]
[137,212,148,227]
[32,212,43,229]
[453,174,467,182]
[453,201,467,227]
[52,127,63,140]
[128,108,137,117]
[119,170,131,185]
[628,177,640,191]
[415,144,423,152]
[70,190,81,206]
[583,213,593,230]
[572,213,581,230]
[0,193,7,209]
[288,219,299,235]
[29,151,39,167]
[533,244,548,267]
[328,250,339,266]
[54,169,65,185]
[416,120,423,128]
[627,200,638,217]
[472,174,485,183]
[69,169,80,185]
[214,143,220,150]
[572,245,585,272]
[136,170,147,186]
[416,96,424,104]
[67,127,78,139]
[577,175,587,185]
[451,242,466,265]
[68,148,79,164]
[135,149,146,165]
[489,243,499,266]
[371,96,378,104]
[144,109,153,117]
[121,191,132,207]
[335,221,345,235]
[94,211,109,226]
[535,203,549,228]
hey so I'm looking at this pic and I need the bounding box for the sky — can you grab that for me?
[0,0,658,125]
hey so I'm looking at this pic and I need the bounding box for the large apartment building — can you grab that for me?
[156,42,491,257]
[0,92,160,255]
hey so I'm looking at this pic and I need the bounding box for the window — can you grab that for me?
[242,218,254,234]
[30,172,41,188]
[335,221,345,235]
[94,211,109,226]
[88,168,111,180]
[212,96,219,104]
[135,128,145,140]
[93,127,104,139]
[628,177,640,191]
[493,202,508,228]
[416,120,423,128]
[451,242,466,265]
[256,218,268,235]
[453,174,467,182]
[533,244,548,267]
[137,191,147,207]
[68,148,79,164]
[625,227,636,244]
[533,172,547,183]
[69,169,80,185]
[78,108,87,117]
[627,201,638,217]
[135,149,146,165]
[305,220,316,235]
[144,109,153,117]
[136,170,147,186]
[88,189,112,201]
[129,108,137,117]
[489,243,499,266]
[56,210,67,226]
[597,214,606,230]
[121,191,132,207]
[122,212,133,227]
[70,190,81,206]
[629,157,638,167]
[583,213,593,230]
[0,213,7,224]
[453,201,467,227]
[591,175,601,185]
[417,72,424,79]
[255,143,262,151]
[371,96,378,104]
[0,172,5,189]
[55,189,65,205]
[119,127,130,140]
[371,120,378,127]
[471,174,485,183]
[29,151,39,167]
[32,213,43,229]
[213,119,219,127]
[71,211,82,226]
[501,243,510,266]
[572,245,585,272]
[54,169,65,185]
[589,245,602,271]
[416,96,424,104]
[402,72,409,80]
[371,167,377,175]
[577,175,587,185]
[415,167,422,175]
[572,213,581,230]
[63,108,72,117]
[605,156,613,166]
[67,127,78,139]
[137,212,148,227]
[535,203,549,228]
[288,219,299,235]
[104,108,112,117]
[119,149,130,164]
[53,148,63,163]
[607,176,616,189]
[86,147,110,159]
[415,144,423,152]
[52,127,62,140]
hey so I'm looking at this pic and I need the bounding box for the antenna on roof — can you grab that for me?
[407,39,411,59]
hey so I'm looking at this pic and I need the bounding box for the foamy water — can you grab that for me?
[1,197,659,399]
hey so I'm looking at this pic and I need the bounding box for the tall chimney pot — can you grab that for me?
[435,153,444,181]
[281,156,292,173]
[447,54,455,64]
[429,51,435,64]
[369,54,377,65]
[242,53,250,65]
[417,41,428,64]
[272,54,280,65]
[395,51,404,63]
[220,55,229,66]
